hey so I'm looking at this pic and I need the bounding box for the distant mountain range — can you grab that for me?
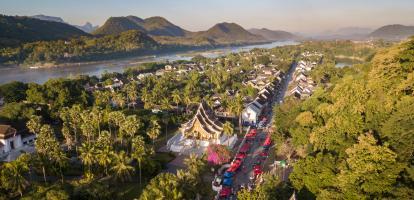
[30,14,98,33]
[94,16,268,45]
[0,15,89,47]
[368,24,414,41]
[248,28,297,41]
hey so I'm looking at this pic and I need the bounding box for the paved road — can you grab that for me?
[232,130,267,189]
[232,62,298,193]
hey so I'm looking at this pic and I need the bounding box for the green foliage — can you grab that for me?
[0,102,36,125]
[0,81,28,103]
[0,30,159,65]
[139,173,183,200]
[276,38,414,199]
[0,14,88,47]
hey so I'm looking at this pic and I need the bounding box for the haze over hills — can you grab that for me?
[31,14,65,23]
[248,28,297,41]
[0,15,89,47]
[369,24,414,41]
[74,22,99,33]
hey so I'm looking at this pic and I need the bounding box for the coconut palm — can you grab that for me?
[51,148,69,183]
[26,115,42,135]
[35,124,57,183]
[119,115,141,147]
[90,107,103,136]
[140,173,183,200]
[61,122,74,151]
[112,92,126,108]
[222,121,234,147]
[96,145,113,176]
[96,130,111,148]
[79,143,96,174]
[110,151,134,182]
[171,89,181,112]
[161,113,170,145]
[124,82,138,108]
[184,153,204,175]
[108,111,125,137]
[0,157,29,197]
[131,135,147,186]
[68,105,83,145]
[230,94,244,135]
[147,119,161,147]
[80,122,95,145]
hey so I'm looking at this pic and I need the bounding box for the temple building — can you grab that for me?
[168,101,237,155]
[0,125,36,161]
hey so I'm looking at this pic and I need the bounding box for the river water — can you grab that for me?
[0,41,298,84]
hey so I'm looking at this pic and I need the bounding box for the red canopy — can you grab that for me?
[260,151,268,157]
[263,135,272,146]
[240,143,250,153]
[249,129,257,134]
[236,152,246,159]
[254,165,262,175]
[220,187,232,197]
[227,159,242,172]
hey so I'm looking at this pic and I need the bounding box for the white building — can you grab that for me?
[1,125,36,161]
[242,101,263,125]
[0,125,21,156]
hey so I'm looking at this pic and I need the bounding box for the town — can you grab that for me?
[0,40,330,199]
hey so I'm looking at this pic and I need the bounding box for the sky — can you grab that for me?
[1,0,414,34]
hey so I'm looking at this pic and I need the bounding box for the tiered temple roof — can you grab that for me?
[181,101,223,140]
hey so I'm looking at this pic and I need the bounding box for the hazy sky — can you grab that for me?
[1,0,414,33]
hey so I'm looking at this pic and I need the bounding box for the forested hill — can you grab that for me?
[93,16,188,37]
[273,37,414,199]
[248,28,297,41]
[369,24,414,41]
[196,22,265,44]
[0,15,89,47]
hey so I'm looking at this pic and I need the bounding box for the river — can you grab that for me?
[0,41,298,84]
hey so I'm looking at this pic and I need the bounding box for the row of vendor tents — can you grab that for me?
[218,128,272,199]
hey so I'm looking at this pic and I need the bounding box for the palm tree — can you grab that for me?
[160,97,171,110]
[230,94,244,135]
[171,89,181,113]
[131,136,147,186]
[222,121,234,147]
[51,148,69,184]
[80,122,95,145]
[90,107,102,136]
[68,105,82,148]
[108,111,126,138]
[119,115,141,147]
[79,143,96,174]
[61,123,74,151]
[112,92,126,108]
[110,151,134,182]
[161,113,170,145]
[184,154,199,171]
[147,119,161,147]
[140,173,183,200]
[26,115,42,135]
[0,157,29,197]
[35,124,57,183]
[124,82,138,108]
[96,145,113,176]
